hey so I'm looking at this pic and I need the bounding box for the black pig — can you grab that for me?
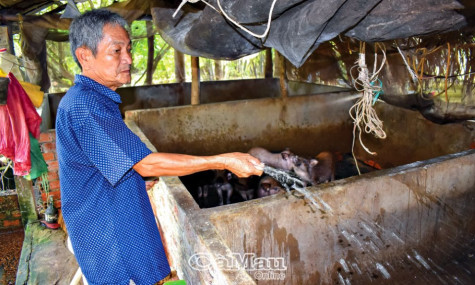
[298,151,335,185]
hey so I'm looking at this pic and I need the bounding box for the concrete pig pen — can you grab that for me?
[125,92,475,284]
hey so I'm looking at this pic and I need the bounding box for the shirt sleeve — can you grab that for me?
[75,104,152,186]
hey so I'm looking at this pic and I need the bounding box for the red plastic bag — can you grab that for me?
[0,73,42,175]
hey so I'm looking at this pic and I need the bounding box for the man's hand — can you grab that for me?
[220,152,264,177]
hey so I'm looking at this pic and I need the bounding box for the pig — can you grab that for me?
[197,184,211,208]
[312,151,335,184]
[181,170,223,208]
[229,174,259,201]
[334,152,380,179]
[248,147,297,171]
[257,176,284,198]
[299,151,335,185]
[213,170,234,206]
[180,170,216,208]
[248,147,310,184]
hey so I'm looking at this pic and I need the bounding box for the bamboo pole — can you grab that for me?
[191,56,200,105]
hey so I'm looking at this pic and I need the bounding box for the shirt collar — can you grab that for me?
[74,75,122,104]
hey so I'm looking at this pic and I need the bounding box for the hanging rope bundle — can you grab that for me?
[349,42,387,160]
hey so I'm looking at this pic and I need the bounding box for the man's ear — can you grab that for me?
[75,47,94,70]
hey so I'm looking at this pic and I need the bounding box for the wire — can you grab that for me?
[173,0,278,39]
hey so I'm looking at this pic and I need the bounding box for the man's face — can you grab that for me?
[80,23,132,90]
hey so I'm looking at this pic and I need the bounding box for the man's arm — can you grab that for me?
[133,152,264,178]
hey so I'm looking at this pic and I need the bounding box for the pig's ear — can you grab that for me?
[310,159,319,167]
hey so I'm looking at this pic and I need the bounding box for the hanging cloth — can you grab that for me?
[0,104,14,158]
[0,67,44,108]
[24,132,48,180]
[0,73,42,175]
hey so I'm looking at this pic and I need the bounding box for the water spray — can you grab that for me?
[261,165,332,213]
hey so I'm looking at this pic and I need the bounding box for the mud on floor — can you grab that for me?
[0,228,24,285]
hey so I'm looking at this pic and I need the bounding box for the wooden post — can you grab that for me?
[191,56,200,105]
[264,48,273,78]
[276,52,288,98]
[14,176,38,226]
[7,24,15,55]
[145,21,154,85]
[214,60,222,80]
[174,49,185,83]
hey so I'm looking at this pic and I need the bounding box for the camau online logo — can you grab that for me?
[188,252,287,272]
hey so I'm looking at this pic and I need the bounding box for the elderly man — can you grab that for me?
[56,9,263,285]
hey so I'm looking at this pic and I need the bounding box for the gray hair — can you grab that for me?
[69,9,129,69]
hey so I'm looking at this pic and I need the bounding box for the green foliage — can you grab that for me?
[38,0,271,92]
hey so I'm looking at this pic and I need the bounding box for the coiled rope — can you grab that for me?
[173,0,278,39]
[349,43,387,171]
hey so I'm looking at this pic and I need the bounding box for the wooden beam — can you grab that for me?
[191,56,200,105]
[214,60,222,80]
[276,52,288,98]
[174,49,185,83]
[145,21,154,85]
[265,48,273,78]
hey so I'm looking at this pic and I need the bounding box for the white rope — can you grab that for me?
[349,47,387,158]
[173,0,278,39]
[396,44,419,84]
[172,0,219,17]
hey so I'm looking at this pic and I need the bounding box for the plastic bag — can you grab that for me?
[24,132,48,180]
[0,73,42,175]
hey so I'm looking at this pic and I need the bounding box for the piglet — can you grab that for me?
[248,146,311,186]
[257,176,284,198]
[300,151,335,185]
[213,170,233,206]
[229,174,259,201]
[248,147,296,171]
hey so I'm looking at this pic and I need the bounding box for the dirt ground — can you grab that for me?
[0,228,24,285]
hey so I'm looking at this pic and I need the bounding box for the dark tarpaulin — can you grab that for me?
[151,0,264,60]
[152,0,470,67]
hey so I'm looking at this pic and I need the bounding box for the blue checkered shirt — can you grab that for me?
[56,75,171,285]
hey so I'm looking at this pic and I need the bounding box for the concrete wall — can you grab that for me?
[126,93,474,165]
[125,93,475,284]
[125,92,358,157]
[209,151,475,284]
[48,79,349,128]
